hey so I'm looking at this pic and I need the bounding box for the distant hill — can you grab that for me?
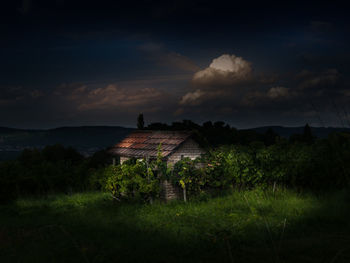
[0,126,134,160]
[249,126,350,138]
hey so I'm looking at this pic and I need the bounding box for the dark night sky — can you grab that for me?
[1,0,349,129]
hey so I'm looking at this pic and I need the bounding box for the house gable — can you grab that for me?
[109,130,205,163]
[167,138,205,164]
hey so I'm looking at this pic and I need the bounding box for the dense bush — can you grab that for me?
[171,157,206,197]
[103,160,159,202]
[201,133,350,192]
[0,145,90,202]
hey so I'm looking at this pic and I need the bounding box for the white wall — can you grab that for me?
[167,138,205,165]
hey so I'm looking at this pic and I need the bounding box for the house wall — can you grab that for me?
[120,156,130,164]
[167,138,205,165]
[119,156,147,164]
[160,179,182,201]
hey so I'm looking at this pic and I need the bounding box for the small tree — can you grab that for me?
[137,113,145,130]
[264,128,278,146]
[303,123,313,143]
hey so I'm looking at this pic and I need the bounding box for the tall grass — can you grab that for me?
[1,189,350,262]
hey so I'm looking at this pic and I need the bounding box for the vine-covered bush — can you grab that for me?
[201,146,263,191]
[172,157,206,197]
[202,135,350,192]
[104,160,159,202]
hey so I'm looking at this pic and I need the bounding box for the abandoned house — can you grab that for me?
[108,130,206,200]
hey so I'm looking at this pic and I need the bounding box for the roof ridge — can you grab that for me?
[110,130,194,158]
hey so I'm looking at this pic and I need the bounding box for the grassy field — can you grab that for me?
[1,189,350,263]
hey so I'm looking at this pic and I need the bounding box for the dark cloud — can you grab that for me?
[309,21,333,33]
[298,53,350,69]
[37,78,180,127]
[139,43,200,73]
[297,69,340,90]
[18,0,32,15]
[242,86,297,108]
[0,86,24,101]
[0,86,43,105]
[1,1,350,128]
[56,83,166,112]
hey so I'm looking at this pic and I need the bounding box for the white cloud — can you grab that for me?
[192,54,252,85]
[178,54,254,107]
[210,54,251,74]
[179,89,205,105]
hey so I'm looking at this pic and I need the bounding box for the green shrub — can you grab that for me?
[104,160,160,202]
[172,157,206,197]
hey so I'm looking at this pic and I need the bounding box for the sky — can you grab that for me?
[1,0,350,129]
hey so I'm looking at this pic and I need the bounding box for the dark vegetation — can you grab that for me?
[1,120,350,262]
[1,120,350,203]
[137,113,145,130]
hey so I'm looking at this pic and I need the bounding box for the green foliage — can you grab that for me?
[201,146,263,191]
[172,157,206,195]
[88,167,110,191]
[166,133,350,195]
[256,143,288,186]
[104,160,159,202]
[155,143,169,176]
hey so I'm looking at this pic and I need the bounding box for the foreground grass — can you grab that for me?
[1,189,350,263]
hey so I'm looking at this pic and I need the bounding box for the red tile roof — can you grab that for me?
[109,130,192,158]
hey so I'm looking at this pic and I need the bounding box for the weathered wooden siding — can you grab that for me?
[120,156,130,164]
[167,138,205,165]
[160,179,182,201]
